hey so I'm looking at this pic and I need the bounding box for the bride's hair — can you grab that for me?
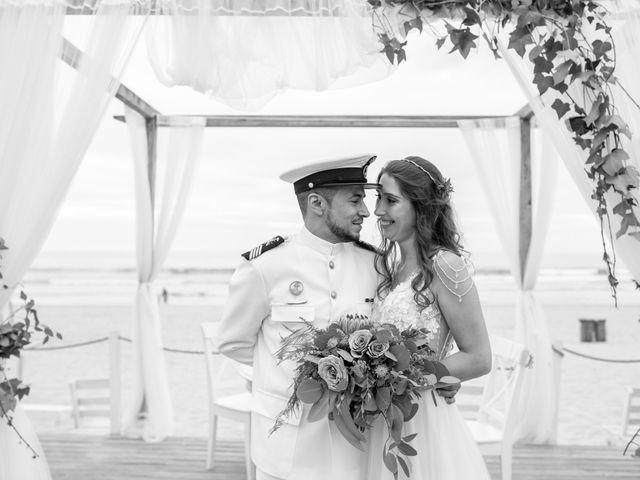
[375,156,464,309]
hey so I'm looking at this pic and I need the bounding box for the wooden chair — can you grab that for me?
[69,378,111,428]
[460,335,531,480]
[201,323,254,480]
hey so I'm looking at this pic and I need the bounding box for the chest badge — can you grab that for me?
[289,281,304,296]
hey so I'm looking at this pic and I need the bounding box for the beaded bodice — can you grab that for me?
[372,275,453,360]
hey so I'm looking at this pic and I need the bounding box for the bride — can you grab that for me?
[367,156,492,479]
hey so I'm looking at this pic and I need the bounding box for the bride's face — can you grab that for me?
[374,173,416,243]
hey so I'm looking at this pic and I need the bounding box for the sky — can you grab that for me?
[34,20,608,271]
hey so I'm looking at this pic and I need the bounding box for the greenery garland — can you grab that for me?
[370,0,640,303]
[0,237,61,458]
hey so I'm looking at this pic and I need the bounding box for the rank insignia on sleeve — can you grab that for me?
[241,235,285,260]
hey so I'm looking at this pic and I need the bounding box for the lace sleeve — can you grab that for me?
[432,250,475,303]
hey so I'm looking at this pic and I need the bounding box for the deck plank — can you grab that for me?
[39,433,640,480]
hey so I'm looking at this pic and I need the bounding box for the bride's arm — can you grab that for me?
[430,251,492,382]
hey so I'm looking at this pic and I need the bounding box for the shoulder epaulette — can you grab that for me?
[241,235,285,260]
[354,240,378,254]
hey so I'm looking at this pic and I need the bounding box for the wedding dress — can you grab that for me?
[366,267,491,480]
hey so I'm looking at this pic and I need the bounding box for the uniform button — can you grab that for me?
[329,261,335,269]
[330,291,337,299]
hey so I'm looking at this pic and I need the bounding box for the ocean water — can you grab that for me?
[9,251,640,446]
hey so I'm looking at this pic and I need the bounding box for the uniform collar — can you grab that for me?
[298,226,348,256]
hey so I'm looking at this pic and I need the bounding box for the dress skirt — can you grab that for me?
[366,394,491,480]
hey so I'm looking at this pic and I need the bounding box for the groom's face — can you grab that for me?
[323,186,370,242]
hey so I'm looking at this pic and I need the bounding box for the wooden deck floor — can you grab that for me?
[39,433,640,480]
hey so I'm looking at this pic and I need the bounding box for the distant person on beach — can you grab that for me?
[217,154,460,480]
[160,288,168,304]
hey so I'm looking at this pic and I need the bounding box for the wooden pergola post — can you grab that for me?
[518,107,534,284]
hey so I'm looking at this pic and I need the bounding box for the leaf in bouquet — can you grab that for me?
[405,402,419,422]
[296,379,324,404]
[397,455,411,478]
[336,349,354,362]
[436,375,461,387]
[389,344,410,371]
[375,329,393,343]
[393,394,413,420]
[303,354,322,364]
[388,404,404,443]
[307,389,331,423]
[364,392,378,412]
[383,450,398,476]
[384,350,398,362]
[332,405,365,451]
[314,333,335,350]
[402,433,418,443]
[398,442,418,457]
[424,373,437,386]
[375,386,391,413]
[403,339,417,353]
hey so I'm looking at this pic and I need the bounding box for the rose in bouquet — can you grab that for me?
[272,314,458,479]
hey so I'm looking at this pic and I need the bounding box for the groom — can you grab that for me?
[217,154,381,480]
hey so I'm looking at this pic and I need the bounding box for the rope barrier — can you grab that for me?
[553,344,640,363]
[117,335,203,354]
[25,336,110,351]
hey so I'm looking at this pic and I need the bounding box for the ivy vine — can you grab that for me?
[0,237,61,458]
[370,0,640,303]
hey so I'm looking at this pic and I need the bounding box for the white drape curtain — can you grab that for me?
[497,4,640,283]
[0,1,143,477]
[458,117,559,443]
[122,107,204,442]
[145,0,391,110]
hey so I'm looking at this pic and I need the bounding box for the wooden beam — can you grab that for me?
[145,116,158,216]
[519,116,533,283]
[515,103,534,120]
[60,38,160,119]
[114,114,513,128]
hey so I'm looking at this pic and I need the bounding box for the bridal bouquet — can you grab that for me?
[272,314,458,479]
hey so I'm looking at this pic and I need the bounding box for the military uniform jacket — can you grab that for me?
[217,226,378,479]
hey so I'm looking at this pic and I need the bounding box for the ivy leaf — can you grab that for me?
[532,73,553,95]
[553,60,575,85]
[397,48,406,64]
[397,456,410,478]
[383,450,398,476]
[551,99,571,119]
[403,17,423,35]
[507,24,533,57]
[533,56,553,75]
[592,40,612,59]
[602,149,629,176]
[567,116,589,135]
[462,6,481,27]
[448,28,478,59]
[616,212,640,239]
[584,96,603,126]
[606,166,639,192]
[435,36,446,50]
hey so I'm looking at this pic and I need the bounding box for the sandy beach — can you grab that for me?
[14,277,640,447]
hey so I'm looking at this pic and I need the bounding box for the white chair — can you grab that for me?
[68,378,111,428]
[622,387,640,438]
[460,335,531,480]
[201,323,254,480]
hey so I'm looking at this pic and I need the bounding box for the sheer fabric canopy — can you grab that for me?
[0,0,143,476]
[122,107,204,442]
[459,118,559,443]
[145,0,392,110]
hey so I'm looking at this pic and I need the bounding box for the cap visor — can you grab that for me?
[319,182,381,190]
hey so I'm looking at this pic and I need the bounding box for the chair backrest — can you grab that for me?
[69,378,110,425]
[201,322,222,403]
[479,336,531,439]
[458,336,531,438]
[623,387,640,436]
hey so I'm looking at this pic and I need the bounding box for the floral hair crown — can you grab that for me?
[402,159,454,197]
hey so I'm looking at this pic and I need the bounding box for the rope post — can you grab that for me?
[551,341,564,443]
[109,331,121,437]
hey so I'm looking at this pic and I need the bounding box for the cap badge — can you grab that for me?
[289,281,304,296]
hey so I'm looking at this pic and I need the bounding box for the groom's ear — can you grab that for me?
[307,192,327,216]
